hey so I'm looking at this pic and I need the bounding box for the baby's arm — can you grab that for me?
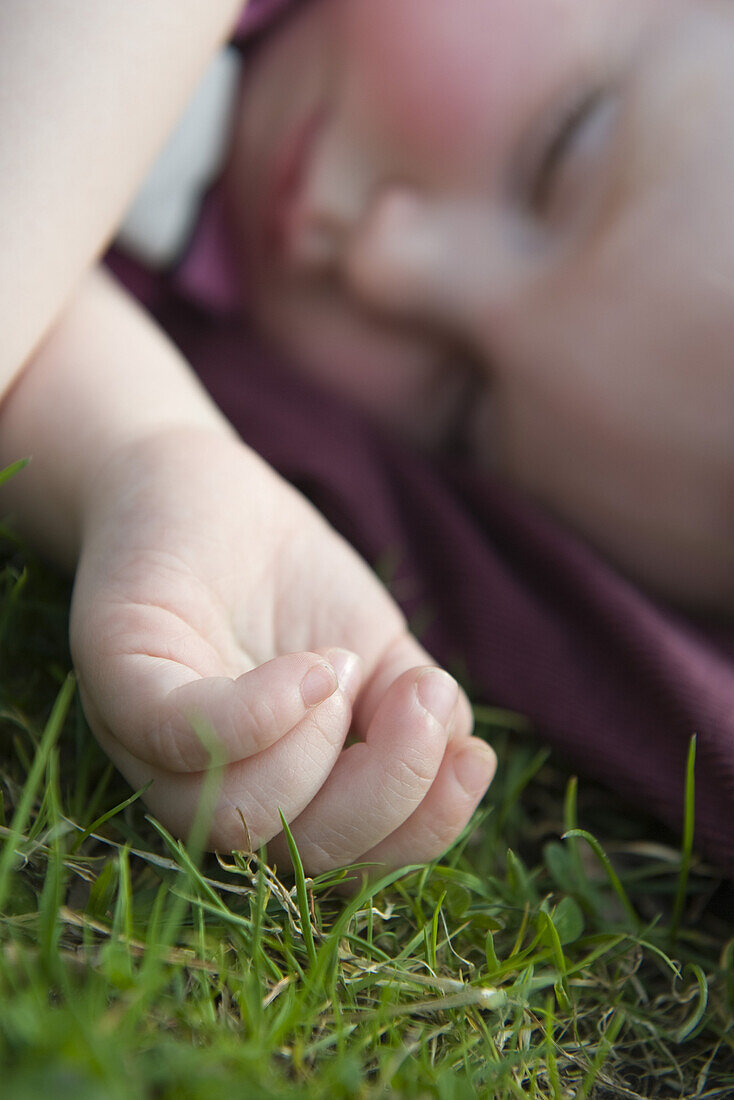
[0,266,496,871]
[0,0,241,398]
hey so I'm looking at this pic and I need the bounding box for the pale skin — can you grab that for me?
[4,0,734,871]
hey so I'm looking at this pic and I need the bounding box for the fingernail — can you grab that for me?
[324,648,363,699]
[416,669,459,728]
[301,662,338,708]
[453,742,497,797]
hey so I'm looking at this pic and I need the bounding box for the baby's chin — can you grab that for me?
[253,320,477,454]
[289,347,478,454]
[239,279,479,452]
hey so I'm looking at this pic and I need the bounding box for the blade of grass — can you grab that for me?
[473,705,532,733]
[37,748,65,970]
[670,735,697,947]
[70,781,153,854]
[539,910,570,1011]
[147,717,229,957]
[544,994,563,1100]
[0,674,74,915]
[278,810,316,969]
[561,828,639,929]
[0,458,30,488]
[577,1008,624,1099]
[425,891,445,972]
[675,963,709,1043]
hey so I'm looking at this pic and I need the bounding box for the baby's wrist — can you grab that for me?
[79,420,239,540]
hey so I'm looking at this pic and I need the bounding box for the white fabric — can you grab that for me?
[117,48,242,268]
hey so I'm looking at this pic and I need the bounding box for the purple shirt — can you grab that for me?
[238,0,294,32]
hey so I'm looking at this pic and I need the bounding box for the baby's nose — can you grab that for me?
[345,188,449,316]
[343,188,523,340]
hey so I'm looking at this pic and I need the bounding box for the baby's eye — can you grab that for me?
[530,89,619,222]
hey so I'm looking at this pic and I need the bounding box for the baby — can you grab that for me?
[2,0,734,873]
[228,0,734,609]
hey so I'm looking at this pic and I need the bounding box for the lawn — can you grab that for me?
[1,528,733,1099]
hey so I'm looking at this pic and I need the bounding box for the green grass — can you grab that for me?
[1,536,733,1099]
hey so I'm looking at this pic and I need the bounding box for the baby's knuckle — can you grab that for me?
[384,752,436,794]
[241,694,278,749]
[155,703,204,773]
[417,816,455,856]
[299,727,341,774]
[305,694,351,749]
[302,834,342,874]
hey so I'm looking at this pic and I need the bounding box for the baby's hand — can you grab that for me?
[71,427,495,873]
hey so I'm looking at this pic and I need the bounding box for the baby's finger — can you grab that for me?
[92,685,355,850]
[84,648,362,772]
[353,632,474,743]
[354,737,497,876]
[267,666,458,874]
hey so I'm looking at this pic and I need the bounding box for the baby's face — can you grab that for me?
[226,0,734,605]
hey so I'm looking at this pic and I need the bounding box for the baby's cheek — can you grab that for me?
[339,0,578,169]
[340,0,501,166]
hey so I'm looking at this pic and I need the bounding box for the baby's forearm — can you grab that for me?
[0,0,242,399]
[0,265,235,569]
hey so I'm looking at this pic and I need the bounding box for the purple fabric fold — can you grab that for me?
[152,297,734,877]
[238,0,294,34]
